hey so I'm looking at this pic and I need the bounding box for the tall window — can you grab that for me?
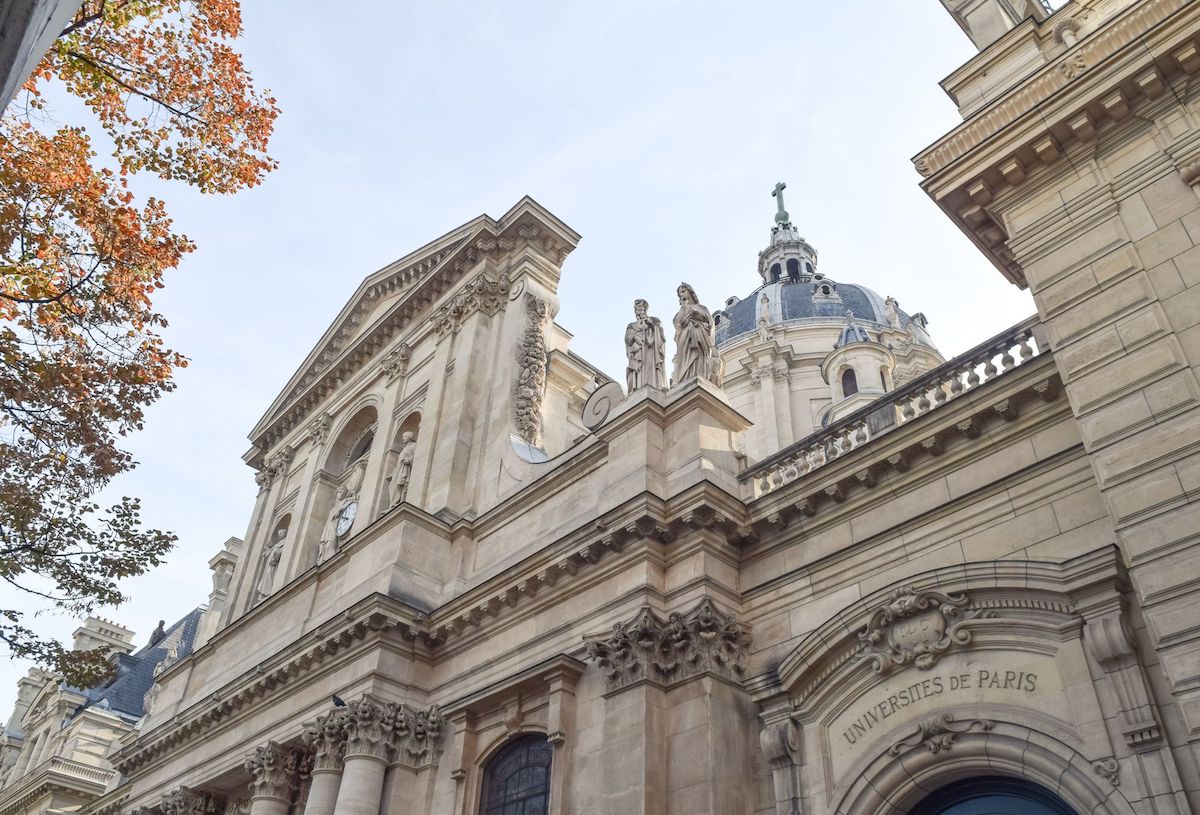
[479,734,553,815]
[786,258,800,281]
[842,368,858,397]
[770,263,782,282]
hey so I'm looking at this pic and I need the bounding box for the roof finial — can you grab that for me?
[772,182,790,225]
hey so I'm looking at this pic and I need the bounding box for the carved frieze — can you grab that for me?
[887,713,994,756]
[433,271,512,335]
[160,787,218,815]
[858,587,988,675]
[513,293,549,447]
[584,598,751,691]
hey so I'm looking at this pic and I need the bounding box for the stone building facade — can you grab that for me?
[22,1,1200,813]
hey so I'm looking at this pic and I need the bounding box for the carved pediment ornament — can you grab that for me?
[160,786,218,815]
[858,587,989,675]
[584,598,751,692]
[433,271,512,336]
[308,413,332,444]
[887,713,994,756]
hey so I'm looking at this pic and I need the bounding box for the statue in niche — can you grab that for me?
[318,486,352,564]
[624,299,666,392]
[254,528,286,604]
[672,283,718,386]
[387,432,417,509]
[884,295,902,329]
[757,293,771,342]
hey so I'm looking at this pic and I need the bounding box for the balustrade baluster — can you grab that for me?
[983,351,998,380]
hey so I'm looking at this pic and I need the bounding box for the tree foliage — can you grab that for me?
[0,0,277,686]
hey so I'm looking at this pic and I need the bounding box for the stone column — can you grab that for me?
[303,710,347,815]
[245,742,299,815]
[332,698,394,815]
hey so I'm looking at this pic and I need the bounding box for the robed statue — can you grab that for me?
[624,299,666,392]
[387,432,417,508]
[255,528,287,603]
[318,486,351,564]
[672,283,718,385]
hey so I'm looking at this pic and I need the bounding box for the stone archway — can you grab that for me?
[835,717,1134,815]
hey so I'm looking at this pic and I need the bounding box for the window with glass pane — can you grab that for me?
[478,734,553,815]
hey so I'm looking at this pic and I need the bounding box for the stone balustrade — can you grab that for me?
[744,316,1043,498]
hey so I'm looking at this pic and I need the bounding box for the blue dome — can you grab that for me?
[715,278,912,345]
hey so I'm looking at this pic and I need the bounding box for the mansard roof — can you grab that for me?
[246,197,580,461]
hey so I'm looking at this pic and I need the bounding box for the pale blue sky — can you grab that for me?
[1,2,1036,709]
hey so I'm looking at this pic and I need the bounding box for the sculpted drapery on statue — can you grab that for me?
[672,283,720,386]
[624,299,666,391]
[318,487,351,564]
[254,528,286,604]
[386,432,417,509]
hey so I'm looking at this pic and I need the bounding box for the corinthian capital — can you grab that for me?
[161,786,218,815]
[342,697,396,762]
[393,704,446,769]
[584,598,751,691]
[244,742,298,801]
[302,709,348,771]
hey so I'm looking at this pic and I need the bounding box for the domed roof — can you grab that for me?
[715,276,913,345]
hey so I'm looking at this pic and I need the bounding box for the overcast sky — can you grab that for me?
[1,2,1038,713]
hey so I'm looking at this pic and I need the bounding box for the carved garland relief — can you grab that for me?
[513,293,550,448]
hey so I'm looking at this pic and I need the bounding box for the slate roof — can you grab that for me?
[73,608,204,722]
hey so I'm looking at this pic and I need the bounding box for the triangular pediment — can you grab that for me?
[247,197,580,459]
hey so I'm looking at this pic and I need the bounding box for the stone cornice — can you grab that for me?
[915,0,1199,286]
[248,198,580,458]
[0,757,113,815]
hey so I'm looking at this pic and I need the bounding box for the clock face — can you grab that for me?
[335,501,358,537]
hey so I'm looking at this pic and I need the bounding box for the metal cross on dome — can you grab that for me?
[772,181,790,225]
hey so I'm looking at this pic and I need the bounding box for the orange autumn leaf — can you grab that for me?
[0,0,277,686]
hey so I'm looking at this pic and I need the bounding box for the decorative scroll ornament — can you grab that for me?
[1093,756,1120,786]
[887,713,994,756]
[513,293,549,447]
[584,598,751,691]
[302,710,348,771]
[161,786,218,815]
[858,587,988,675]
[433,271,512,335]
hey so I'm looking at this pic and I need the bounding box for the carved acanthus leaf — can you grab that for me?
[858,587,989,675]
[584,598,751,691]
[381,342,411,380]
[302,709,348,771]
[160,786,218,815]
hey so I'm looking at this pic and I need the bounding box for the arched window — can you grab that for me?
[770,263,782,282]
[347,428,374,468]
[841,368,858,397]
[478,734,553,815]
[786,258,800,281]
[910,777,1076,815]
[805,261,814,276]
